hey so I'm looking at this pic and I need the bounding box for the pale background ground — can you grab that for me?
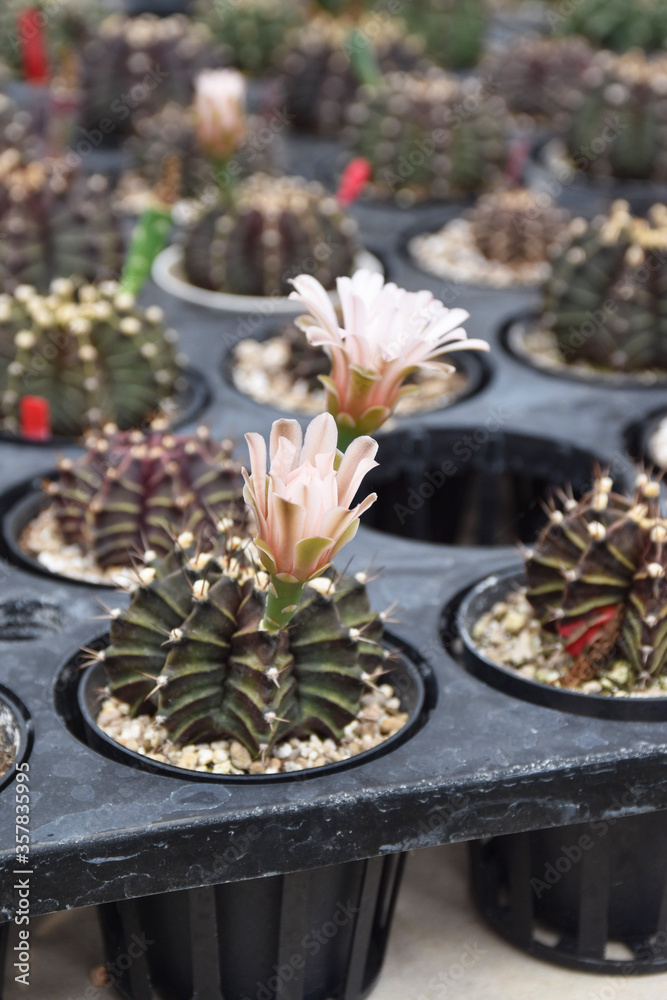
[5,842,667,1000]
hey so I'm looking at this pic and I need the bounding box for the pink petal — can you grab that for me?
[335,435,379,507]
[301,412,338,465]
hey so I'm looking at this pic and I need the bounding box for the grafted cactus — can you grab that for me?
[101,533,386,756]
[48,426,244,569]
[194,0,304,76]
[183,174,358,296]
[525,469,667,687]
[0,279,183,437]
[469,189,569,266]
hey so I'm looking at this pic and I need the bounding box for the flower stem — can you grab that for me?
[336,423,359,453]
[262,577,306,632]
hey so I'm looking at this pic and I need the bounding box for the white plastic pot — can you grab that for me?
[152,244,384,314]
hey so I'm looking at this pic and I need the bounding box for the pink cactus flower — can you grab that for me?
[194,69,247,162]
[243,413,378,630]
[289,270,489,448]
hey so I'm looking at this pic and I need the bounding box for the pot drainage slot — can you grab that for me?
[363,429,608,547]
[0,598,63,641]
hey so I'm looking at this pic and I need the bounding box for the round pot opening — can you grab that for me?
[68,634,430,782]
[362,428,605,547]
[399,212,555,292]
[0,686,32,792]
[454,565,667,721]
[0,366,211,448]
[630,407,667,471]
[222,320,490,421]
[502,315,667,388]
[470,810,667,975]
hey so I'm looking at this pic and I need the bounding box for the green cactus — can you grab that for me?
[541,200,667,373]
[525,469,667,688]
[0,0,102,78]
[345,70,509,203]
[194,0,304,76]
[482,36,593,127]
[100,532,386,756]
[566,51,667,183]
[79,14,225,141]
[0,279,184,438]
[469,189,570,267]
[281,13,427,136]
[0,150,125,294]
[401,0,486,71]
[125,103,280,201]
[183,173,359,296]
[556,0,667,53]
[48,426,244,569]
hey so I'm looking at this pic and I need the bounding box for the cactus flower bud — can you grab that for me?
[194,68,247,162]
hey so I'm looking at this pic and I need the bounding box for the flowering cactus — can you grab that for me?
[243,412,378,630]
[289,270,488,448]
[193,69,247,164]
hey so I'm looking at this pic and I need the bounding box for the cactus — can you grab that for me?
[541,200,667,373]
[79,14,225,141]
[183,174,359,296]
[483,36,592,127]
[0,0,101,79]
[99,531,386,756]
[525,469,667,688]
[48,427,244,569]
[0,150,125,293]
[125,103,280,201]
[556,0,667,53]
[469,189,570,266]
[281,13,427,136]
[0,93,39,157]
[194,0,304,76]
[345,70,509,203]
[401,0,486,71]
[0,279,183,438]
[566,51,667,183]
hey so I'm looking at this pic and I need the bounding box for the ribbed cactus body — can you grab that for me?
[183,174,358,296]
[566,52,667,182]
[0,280,182,437]
[103,536,385,756]
[80,14,225,140]
[558,0,667,52]
[525,471,667,684]
[470,190,569,266]
[543,201,667,372]
[0,152,124,293]
[126,104,279,200]
[282,14,426,136]
[195,0,304,76]
[402,0,485,71]
[484,37,592,125]
[50,427,244,568]
[346,71,508,202]
[0,0,101,77]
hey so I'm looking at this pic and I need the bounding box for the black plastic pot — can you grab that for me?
[456,565,667,721]
[0,367,210,449]
[631,406,667,470]
[99,851,405,1000]
[502,315,667,389]
[470,810,667,974]
[0,684,33,793]
[77,641,427,783]
[361,426,606,547]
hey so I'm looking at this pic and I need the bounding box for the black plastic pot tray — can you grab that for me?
[0,148,665,923]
